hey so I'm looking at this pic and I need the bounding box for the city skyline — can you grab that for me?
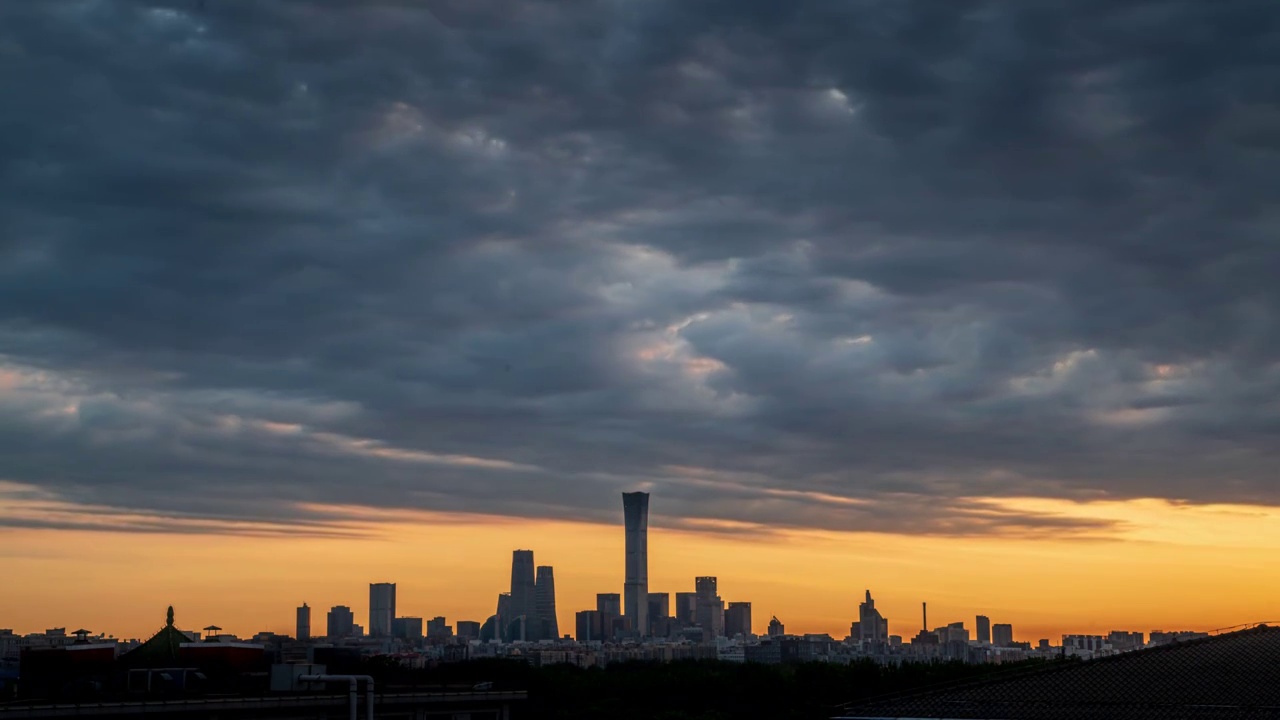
[4,0,1280,653]
[5,493,1270,642]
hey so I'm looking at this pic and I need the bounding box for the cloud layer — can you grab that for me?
[2,0,1278,538]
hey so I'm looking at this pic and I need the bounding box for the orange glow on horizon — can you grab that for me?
[3,496,1280,643]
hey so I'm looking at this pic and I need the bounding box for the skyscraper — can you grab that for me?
[535,565,559,640]
[694,576,724,639]
[597,592,622,639]
[510,550,536,640]
[675,592,697,624]
[992,623,1014,647]
[327,605,354,638]
[857,590,888,647]
[726,601,752,638]
[647,593,670,621]
[369,583,396,638]
[296,603,311,641]
[622,492,650,637]
[976,615,991,644]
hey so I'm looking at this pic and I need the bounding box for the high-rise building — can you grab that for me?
[647,593,670,623]
[992,623,1014,647]
[426,616,451,639]
[369,583,396,638]
[857,590,888,647]
[726,602,752,638]
[767,616,785,637]
[456,620,481,640]
[675,592,697,624]
[596,593,622,640]
[976,615,991,644]
[391,616,423,641]
[535,565,559,640]
[296,603,311,641]
[622,492,650,637]
[695,576,717,598]
[510,550,537,640]
[596,593,621,616]
[326,605,354,638]
[576,610,602,643]
[694,576,724,639]
[496,592,512,640]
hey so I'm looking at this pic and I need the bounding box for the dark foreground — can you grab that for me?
[377,657,1052,720]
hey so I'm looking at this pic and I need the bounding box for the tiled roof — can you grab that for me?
[837,625,1280,719]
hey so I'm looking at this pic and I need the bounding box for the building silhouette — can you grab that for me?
[596,593,622,638]
[993,623,1014,647]
[675,592,697,625]
[392,617,423,641]
[976,615,991,644]
[853,590,888,648]
[622,492,650,637]
[647,592,670,636]
[426,616,451,639]
[768,616,785,637]
[295,603,310,641]
[369,583,396,638]
[576,610,602,643]
[726,601,752,638]
[534,565,559,640]
[326,605,354,639]
[509,551,536,641]
[455,620,480,640]
[694,576,724,639]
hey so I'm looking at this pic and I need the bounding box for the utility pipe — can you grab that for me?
[300,674,368,720]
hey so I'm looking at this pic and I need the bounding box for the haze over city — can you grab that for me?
[4,0,1280,647]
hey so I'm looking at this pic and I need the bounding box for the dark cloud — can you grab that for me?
[1,0,1278,538]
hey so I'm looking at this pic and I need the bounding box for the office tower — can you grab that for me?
[576,610,603,643]
[369,583,396,638]
[296,603,311,641]
[976,615,991,644]
[767,616,785,637]
[992,623,1014,647]
[326,605,354,638]
[426,616,451,639]
[596,593,622,640]
[510,550,537,640]
[622,492,650,637]
[726,602,752,638]
[858,590,888,647]
[675,592,697,624]
[496,593,512,640]
[694,576,724,639]
[647,592,670,633]
[535,566,559,640]
[695,576,717,598]
[596,593,622,616]
[352,624,364,637]
[695,596,725,639]
[456,621,481,640]
[391,616,423,641]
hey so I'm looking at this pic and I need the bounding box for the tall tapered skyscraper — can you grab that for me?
[509,550,536,641]
[535,565,559,640]
[622,491,650,637]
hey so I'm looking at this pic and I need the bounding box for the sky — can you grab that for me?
[2,0,1280,641]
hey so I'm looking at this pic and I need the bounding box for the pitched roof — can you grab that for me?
[837,625,1280,720]
[120,607,190,669]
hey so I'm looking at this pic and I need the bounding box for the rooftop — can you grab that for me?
[837,625,1280,720]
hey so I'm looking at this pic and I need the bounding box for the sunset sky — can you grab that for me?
[3,0,1279,642]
